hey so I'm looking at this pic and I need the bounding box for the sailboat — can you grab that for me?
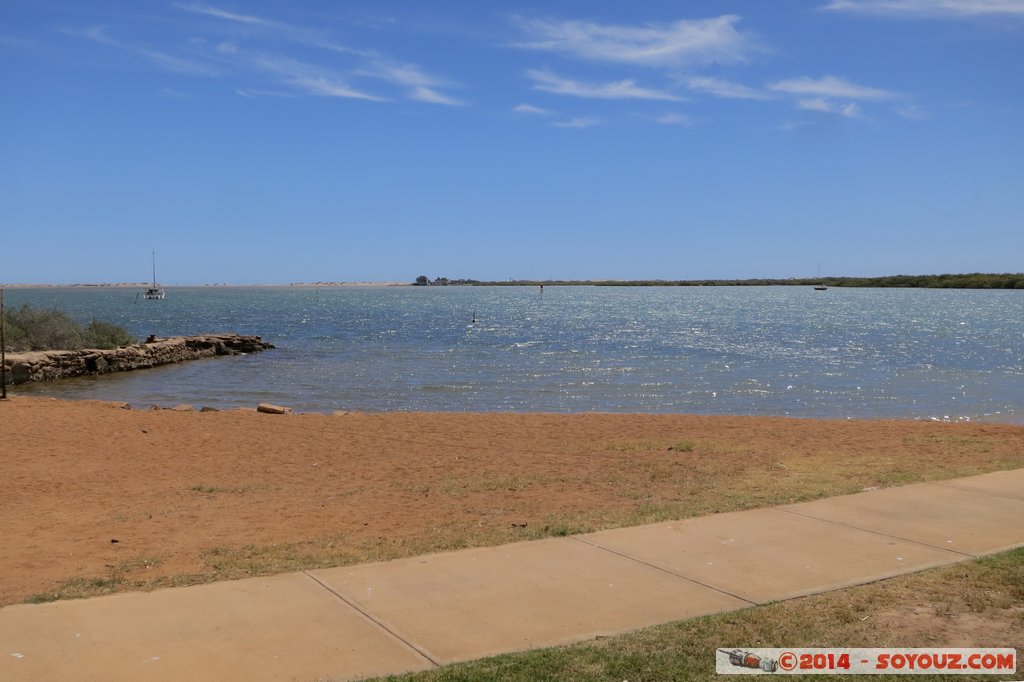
[813,263,828,291]
[144,251,165,300]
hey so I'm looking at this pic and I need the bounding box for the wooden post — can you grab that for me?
[1,288,7,399]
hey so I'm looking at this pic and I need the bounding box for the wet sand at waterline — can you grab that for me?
[3,396,1023,606]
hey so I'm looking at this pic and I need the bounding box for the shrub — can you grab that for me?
[2,305,135,352]
[83,319,136,349]
[5,305,84,351]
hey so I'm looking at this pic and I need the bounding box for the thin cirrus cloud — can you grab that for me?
[513,103,552,115]
[553,117,601,129]
[822,0,1024,17]
[654,112,693,125]
[357,60,464,106]
[175,1,369,56]
[513,15,757,67]
[768,75,898,100]
[685,75,771,100]
[244,51,386,101]
[176,2,459,104]
[64,25,220,76]
[527,68,683,101]
[798,98,862,117]
[768,75,903,118]
[174,2,277,27]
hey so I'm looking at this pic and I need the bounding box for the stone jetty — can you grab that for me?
[2,334,274,385]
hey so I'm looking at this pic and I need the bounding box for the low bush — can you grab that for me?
[2,305,136,351]
[83,318,136,349]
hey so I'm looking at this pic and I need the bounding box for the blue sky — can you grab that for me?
[2,0,1022,284]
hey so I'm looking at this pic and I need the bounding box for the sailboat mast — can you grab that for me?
[152,251,157,286]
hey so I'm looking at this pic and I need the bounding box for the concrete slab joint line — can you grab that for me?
[773,507,981,559]
[931,479,1024,502]
[302,571,441,669]
[568,535,757,606]
[778,477,1024,558]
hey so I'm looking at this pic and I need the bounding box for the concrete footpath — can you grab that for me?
[2,469,1023,682]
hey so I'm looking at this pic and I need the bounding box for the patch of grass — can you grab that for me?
[532,521,592,538]
[365,548,1024,682]
[603,440,664,452]
[398,482,433,495]
[25,577,123,603]
[201,537,363,577]
[910,433,998,449]
[600,439,697,454]
[22,556,162,603]
[17,519,605,604]
[194,518,600,583]
[440,472,562,498]
[110,556,162,575]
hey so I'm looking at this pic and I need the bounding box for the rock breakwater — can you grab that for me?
[2,334,274,385]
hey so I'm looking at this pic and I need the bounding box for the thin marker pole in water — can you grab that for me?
[1,288,7,399]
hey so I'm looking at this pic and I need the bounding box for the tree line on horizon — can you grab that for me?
[412,273,1024,289]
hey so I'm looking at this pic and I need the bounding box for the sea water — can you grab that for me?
[5,286,1023,422]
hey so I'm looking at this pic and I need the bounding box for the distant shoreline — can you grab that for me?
[3,273,1022,289]
[423,273,1024,290]
[0,282,411,289]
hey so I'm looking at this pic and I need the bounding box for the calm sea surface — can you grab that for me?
[6,286,1023,422]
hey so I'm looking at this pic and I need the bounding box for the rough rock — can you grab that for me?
[11,362,31,384]
[256,403,292,415]
[2,334,274,386]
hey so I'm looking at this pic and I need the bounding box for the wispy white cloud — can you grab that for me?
[176,2,371,56]
[65,25,220,76]
[798,98,862,117]
[513,103,552,115]
[358,60,463,106]
[174,2,277,27]
[409,86,463,106]
[297,76,383,100]
[68,25,115,46]
[514,15,757,67]
[247,53,386,101]
[822,0,1024,17]
[685,75,771,100]
[768,75,898,100]
[766,75,903,119]
[176,3,460,104]
[141,47,218,75]
[897,103,930,119]
[654,112,694,125]
[553,117,601,129]
[235,87,296,98]
[527,69,683,101]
